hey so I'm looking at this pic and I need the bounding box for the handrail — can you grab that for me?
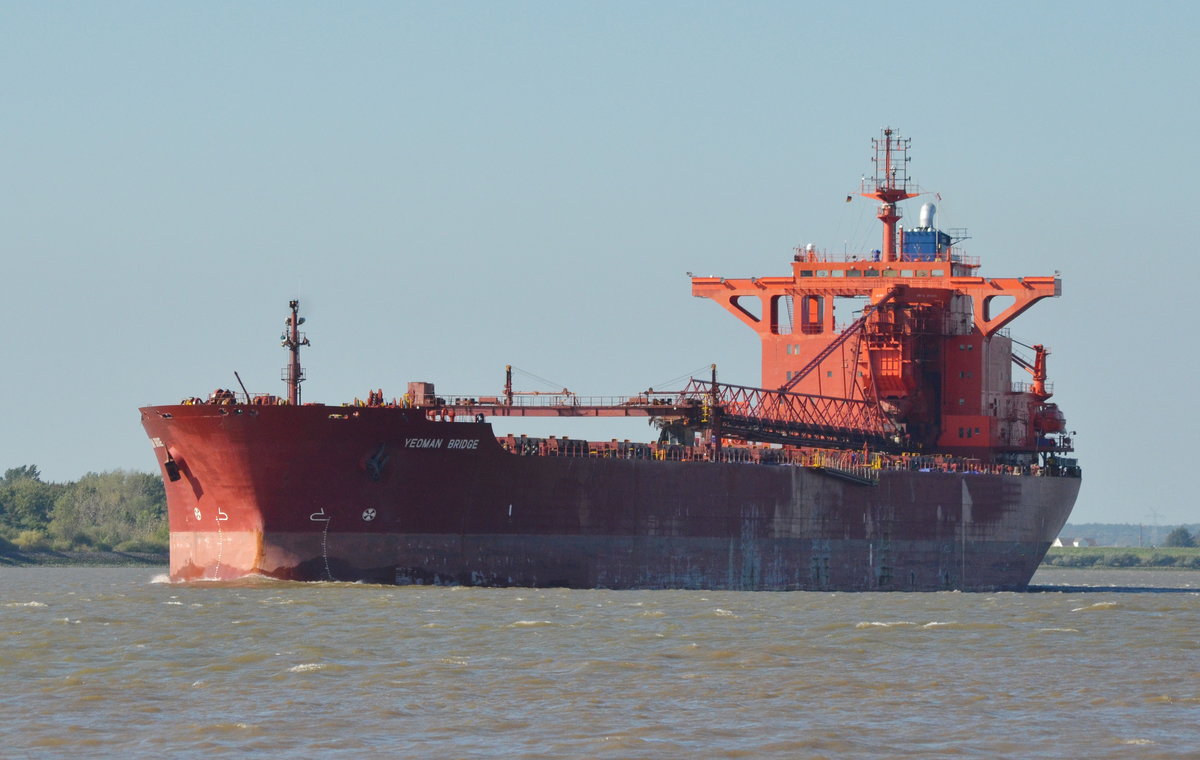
[792,251,980,267]
[439,392,683,409]
[493,435,1080,478]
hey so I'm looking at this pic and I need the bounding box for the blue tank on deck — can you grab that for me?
[901,229,952,261]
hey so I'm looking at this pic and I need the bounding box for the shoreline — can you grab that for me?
[1037,564,1200,572]
[0,550,167,568]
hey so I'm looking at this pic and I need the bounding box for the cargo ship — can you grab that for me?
[141,129,1080,590]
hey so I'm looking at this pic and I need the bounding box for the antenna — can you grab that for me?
[281,300,310,404]
[860,128,919,262]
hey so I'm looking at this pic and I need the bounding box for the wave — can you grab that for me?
[1071,601,1121,612]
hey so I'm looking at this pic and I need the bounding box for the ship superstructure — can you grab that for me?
[691,129,1070,461]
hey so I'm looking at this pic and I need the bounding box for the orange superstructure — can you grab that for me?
[692,129,1070,461]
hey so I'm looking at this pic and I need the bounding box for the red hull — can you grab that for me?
[142,403,1079,590]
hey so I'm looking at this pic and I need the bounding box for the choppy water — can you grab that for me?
[2,567,1198,759]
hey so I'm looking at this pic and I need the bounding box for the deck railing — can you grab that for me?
[494,435,1080,478]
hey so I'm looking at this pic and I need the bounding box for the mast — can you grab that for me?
[282,300,309,405]
[860,128,918,262]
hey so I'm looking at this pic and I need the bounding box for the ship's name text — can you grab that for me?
[404,437,479,450]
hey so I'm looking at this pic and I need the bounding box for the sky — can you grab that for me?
[2,1,1196,525]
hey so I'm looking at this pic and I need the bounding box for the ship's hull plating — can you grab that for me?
[142,404,1080,591]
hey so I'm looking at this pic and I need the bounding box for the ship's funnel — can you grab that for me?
[919,202,936,229]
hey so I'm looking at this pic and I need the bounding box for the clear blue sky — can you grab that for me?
[2,1,1195,525]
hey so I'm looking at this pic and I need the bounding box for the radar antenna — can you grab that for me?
[860,128,919,262]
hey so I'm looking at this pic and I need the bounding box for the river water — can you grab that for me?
[1,567,1197,759]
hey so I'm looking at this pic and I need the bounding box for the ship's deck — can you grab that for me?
[492,434,1081,481]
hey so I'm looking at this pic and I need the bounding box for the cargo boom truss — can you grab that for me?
[431,376,897,452]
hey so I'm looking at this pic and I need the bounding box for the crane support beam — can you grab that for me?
[429,377,902,452]
[779,287,902,392]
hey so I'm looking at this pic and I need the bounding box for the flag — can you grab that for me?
[845,195,852,203]
[935,193,942,201]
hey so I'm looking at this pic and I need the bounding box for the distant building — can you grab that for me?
[1052,537,1097,547]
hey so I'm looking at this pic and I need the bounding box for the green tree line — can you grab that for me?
[0,465,166,554]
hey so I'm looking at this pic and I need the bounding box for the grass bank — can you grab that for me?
[1043,546,1200,569]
